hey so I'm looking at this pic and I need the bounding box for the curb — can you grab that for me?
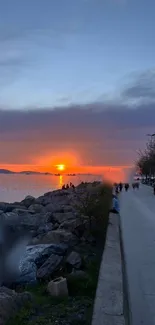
[119,214,131,325]
[92,213,125,325]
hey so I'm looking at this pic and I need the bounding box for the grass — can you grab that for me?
[7,183,112,325]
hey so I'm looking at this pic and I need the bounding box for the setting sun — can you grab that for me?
[56,164,66,171]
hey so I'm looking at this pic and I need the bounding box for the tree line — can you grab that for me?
[137,136,155,177]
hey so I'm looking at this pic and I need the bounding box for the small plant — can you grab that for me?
[72,182,112,235]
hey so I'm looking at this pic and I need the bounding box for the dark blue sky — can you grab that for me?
[0,0,154,108]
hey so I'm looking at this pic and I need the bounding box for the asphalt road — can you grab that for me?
[120,185,155,325]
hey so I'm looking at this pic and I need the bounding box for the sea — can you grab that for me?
[0,174,102,203]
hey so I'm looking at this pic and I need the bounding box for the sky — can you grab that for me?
[0,0,155,175]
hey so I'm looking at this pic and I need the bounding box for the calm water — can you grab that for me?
[0,174,102,203]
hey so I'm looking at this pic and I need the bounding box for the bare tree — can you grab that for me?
[137,138,155,177]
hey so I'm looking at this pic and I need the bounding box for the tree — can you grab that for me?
[137,137,155,177]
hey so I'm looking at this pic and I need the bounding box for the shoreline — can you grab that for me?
[0,175,102,204]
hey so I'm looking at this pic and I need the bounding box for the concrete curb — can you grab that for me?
[92,213,125,325]
[119,214,130,325]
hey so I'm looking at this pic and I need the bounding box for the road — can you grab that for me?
[120,185,155,325]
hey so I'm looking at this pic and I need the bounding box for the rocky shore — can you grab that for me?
[0,181,112,325]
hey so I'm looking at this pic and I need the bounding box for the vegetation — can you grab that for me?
[7,182,112,325]
[137,137,155,177]
[73,182,112,233]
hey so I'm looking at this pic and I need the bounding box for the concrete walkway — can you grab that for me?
[92,213,125,325]
[120,186,155,325]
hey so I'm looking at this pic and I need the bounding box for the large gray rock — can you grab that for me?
[59,218,85,232]
[0,287,32,325]
[35,196,52,206]
[16,243,67,284]
[44,203,64,213]
[17,260,37,284]
[0,203,24,213]
[30,230,78,246]
[26,243,67,260]
[37,223,54,235]
[0,203,8,213]
[52,212,76,224]
[1,212,42,232]
[28,204,44,213]
[37,254,63,280]
[66,251,82,269]
[62,205,74,213]
[0,212,20,225]
[21,195,36,208]
[2,212,41,232]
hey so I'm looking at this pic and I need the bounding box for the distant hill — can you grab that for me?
[0,169,42,175]
[0,169,79,176]
[0,169,14,174]
[19,171,41,175]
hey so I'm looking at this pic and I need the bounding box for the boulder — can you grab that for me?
[26,243,67,260]
[15,243,67,284]
[44,203,64,213]
[12,208,32,215]
[59,218,84,232]
[17,260,37,284]
[0,287,32,325]
[37,255,63,280]
[61,205,74,213]
[52,212,76,224]
[0,203,24,213]
[21,196,36,208]
[2,212,42,232]
[0,203,9,213]
[68,270,88,279]
[35,196,52,206]
[66,251,82,269]
[30,230,78,246]
[0,212,23,229]
[37,223,54,235]
[28,204,44,213]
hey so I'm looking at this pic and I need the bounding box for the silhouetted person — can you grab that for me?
[132,183,135,189]
[66,184,69,189]
[119,182,123,192]
[110,195,120,214]
[124,183,129,192]
[136,182,139,189]
[115,184,119,195]
[153,183,155,195]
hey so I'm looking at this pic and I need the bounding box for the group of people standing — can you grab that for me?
[114,182,130,195]
[114,181,140,195]
[62,182,75,190]
[111,181,140,214]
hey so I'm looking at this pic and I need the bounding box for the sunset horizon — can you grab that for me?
[0,164,133,173]
[0,1,155,320]
[0,0,154,186]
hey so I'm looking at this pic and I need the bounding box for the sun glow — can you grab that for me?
[56,164,66,171]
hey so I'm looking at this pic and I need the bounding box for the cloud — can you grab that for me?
[0,66,155,168]
[0,99,154,167]
[122,70,155,101]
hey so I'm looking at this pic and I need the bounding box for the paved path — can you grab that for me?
[120,185,155,325]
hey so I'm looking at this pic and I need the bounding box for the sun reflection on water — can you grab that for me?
[59,175,63,188]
